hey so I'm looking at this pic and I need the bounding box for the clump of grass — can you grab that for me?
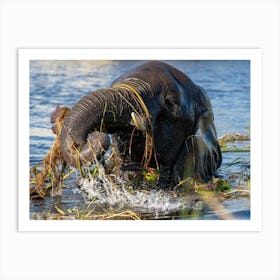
[30,106,70,198]
[183,178,231,193]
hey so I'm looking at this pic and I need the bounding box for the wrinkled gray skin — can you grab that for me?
[59,61,222,186]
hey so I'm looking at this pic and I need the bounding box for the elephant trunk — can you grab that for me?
[60,87,142,168]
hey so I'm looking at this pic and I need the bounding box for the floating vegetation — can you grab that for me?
[218,132,250,145]
[222,189,250,199]
[32,206,141,220]
[218,132,250,153]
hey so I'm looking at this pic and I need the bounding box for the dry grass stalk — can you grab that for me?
[30,107,70,198]
[34,207,141,220]
[114,83,159,171]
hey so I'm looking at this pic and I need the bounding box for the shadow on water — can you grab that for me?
[29,60,250,220]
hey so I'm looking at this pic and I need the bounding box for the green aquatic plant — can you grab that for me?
[214,179,231,192]
[143,168,160,184]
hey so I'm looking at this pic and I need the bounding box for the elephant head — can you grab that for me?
[58,61,222,185]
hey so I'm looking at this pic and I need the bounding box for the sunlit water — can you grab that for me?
[29,60,250,220]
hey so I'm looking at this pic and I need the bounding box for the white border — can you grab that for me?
[18,49,262,232]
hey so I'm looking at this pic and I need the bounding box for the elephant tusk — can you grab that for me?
[131,112,146,132]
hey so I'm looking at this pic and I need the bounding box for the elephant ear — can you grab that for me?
[164,90,182,118]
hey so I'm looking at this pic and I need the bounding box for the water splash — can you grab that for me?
[78,163,203,216]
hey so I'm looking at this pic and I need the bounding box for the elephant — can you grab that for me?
[54,61,222,187]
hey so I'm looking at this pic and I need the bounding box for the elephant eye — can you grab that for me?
[165,93,178,106]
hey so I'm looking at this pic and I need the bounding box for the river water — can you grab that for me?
[29,60,250,220]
